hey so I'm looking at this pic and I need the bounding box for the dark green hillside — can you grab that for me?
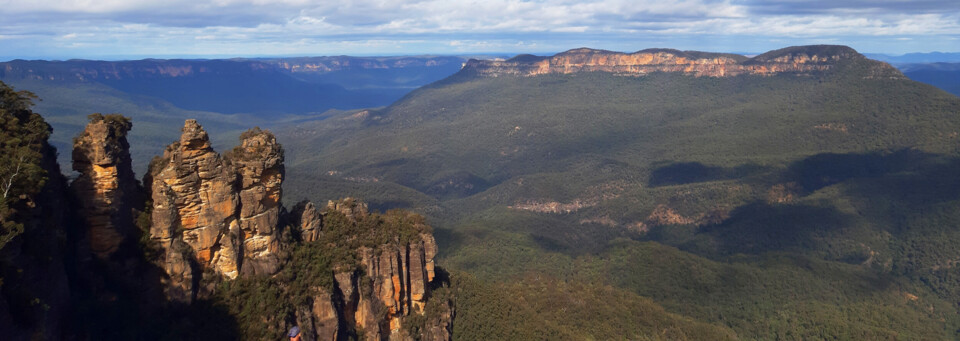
[278,46,960,339]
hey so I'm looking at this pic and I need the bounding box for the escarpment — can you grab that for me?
[462,45,905,79]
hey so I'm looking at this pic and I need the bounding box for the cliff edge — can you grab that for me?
[461,45,905,79]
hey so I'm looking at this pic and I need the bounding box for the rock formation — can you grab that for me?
[289,198,450,341]
[71,114,141,259]
[228,127,284,276]
[462,45,905,79]
[340,201,443,341]
[146,120,283,301]
[295,287,340,341]
[291,200,323,242]
[2,106,454,339]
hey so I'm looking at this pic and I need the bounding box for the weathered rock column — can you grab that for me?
[227,127,284,276]
[147,120,241,301]
[71,114,140,260]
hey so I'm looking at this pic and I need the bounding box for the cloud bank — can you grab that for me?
[0,0,957,59]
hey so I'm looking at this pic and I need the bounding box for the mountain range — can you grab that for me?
[3,44,960,339]
[0,55,468,174]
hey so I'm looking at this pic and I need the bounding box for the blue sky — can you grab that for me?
[1,0,958,60]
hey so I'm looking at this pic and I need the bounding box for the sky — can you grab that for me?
[1,0,958,60]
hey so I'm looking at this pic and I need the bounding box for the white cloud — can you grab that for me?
[0,0,957,57]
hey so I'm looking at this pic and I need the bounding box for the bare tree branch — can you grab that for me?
[2,154,25,200]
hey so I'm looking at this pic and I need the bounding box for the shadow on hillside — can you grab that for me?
[648,162,770,187]
[528,220,627,256]
[786,149,932,193]
[698,202,854,257]
[689,149,960,259]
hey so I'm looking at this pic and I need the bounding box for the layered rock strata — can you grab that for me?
[463,45,905,79]
[146,120,282,301]
[71,114,141,259]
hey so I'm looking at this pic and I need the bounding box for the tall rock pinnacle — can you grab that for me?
[226,127,284,276]
[146,120,286,301]
[71,113,140,260]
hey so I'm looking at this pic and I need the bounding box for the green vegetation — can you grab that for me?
[0,82,51,249]
[447,270,738,340]
[195,205,433,339]
[275,55,960,339]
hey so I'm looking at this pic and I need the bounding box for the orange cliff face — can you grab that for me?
[462,45,905,79]
[71,114,141,260]
[146,120,284,302]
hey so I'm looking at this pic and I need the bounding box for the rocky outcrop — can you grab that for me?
[146,120,284,301]
[227,127,284,277]
[147,119,241,301]
[462,45,906,79]
[71,114,141,260]
[292,199,448,341]
[296,287,340,341]
[326,197,369,220]
[291,200,323,242]
[67,116,454,338]
[353,234,438,338]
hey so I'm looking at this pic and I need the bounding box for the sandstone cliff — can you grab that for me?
[462,45,905,79]
[290,198,451,341]
[140,121,451,340]
[2,107,454,339]
[71,113,141,260]
[146,120,283,301]
[227,127,284,277]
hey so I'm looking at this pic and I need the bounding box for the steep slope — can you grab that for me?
[277,45,960,338]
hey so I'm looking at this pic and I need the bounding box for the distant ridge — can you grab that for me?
[0,55,466,115]
[461,45,904,78]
